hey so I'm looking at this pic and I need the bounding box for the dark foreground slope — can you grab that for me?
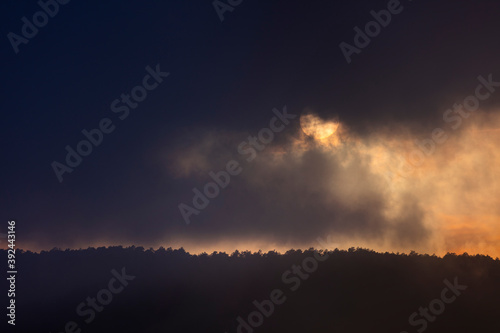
[1,247,499,333]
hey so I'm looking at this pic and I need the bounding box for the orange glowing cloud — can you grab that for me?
[165,108,500,258]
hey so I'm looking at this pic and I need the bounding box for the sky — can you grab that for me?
[1,0,500,256]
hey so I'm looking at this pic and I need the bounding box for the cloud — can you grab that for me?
[166,108,500,256]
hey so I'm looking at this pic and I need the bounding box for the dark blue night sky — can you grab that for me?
[2,0,500,254]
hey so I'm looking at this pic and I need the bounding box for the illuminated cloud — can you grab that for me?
[167,109,500,257]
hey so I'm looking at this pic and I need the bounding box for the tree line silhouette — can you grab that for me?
[2,246,499,332]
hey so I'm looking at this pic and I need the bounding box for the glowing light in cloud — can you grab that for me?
[167,107,500,258]
[300,111,339,140]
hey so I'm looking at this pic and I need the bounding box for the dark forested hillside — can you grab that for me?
[2,247,499,333]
